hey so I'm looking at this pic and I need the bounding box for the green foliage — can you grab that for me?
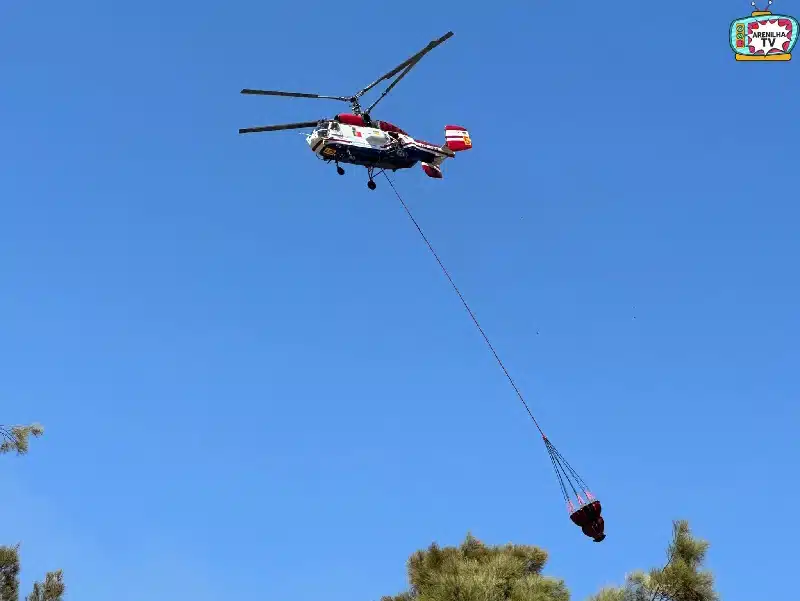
[381,533,568,601]
[587,520,718,601]
[0,546,64,601]
[384,521,718,601]
[585,590,624,601]
[0,545,21,601]
[0,425,44,456]
[24,570,64,601]
[1,424,64,600]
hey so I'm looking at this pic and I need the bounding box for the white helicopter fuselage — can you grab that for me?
[305,118,456,173]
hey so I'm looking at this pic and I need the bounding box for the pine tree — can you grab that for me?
[381,521,718,601]
[380,533,569,601]
[0,425,44,456]
[0,547,64,601]
[588,520,718,601]
[1,424,65,601]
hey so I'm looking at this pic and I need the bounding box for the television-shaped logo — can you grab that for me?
[730,0,797,60]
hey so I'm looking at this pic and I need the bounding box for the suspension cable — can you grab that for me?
[382,173,546,438]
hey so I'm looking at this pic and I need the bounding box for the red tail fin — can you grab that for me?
[444,125,472,152]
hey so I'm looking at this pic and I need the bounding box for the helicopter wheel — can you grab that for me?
[367,180,376,190]
[336,165,345,175]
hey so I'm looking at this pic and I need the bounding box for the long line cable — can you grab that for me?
[382,172,546,438]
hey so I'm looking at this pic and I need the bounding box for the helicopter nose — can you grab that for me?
[307,130,328,155]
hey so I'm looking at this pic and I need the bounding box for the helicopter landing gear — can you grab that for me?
[336,165,345,175]
[366,165,384,190]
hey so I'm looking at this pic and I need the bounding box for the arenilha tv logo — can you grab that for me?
[730,0,797,60]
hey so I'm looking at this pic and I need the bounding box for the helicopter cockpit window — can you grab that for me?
[329,122,340,131]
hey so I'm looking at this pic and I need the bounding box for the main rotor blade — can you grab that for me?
[364,59,418,116]
[354,31,453,100]
[238,120,321,134]
[241,89,351,102]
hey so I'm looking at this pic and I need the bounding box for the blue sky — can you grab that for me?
[1,0,798,600]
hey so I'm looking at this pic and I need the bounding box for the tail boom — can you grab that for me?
[418,124,471,179]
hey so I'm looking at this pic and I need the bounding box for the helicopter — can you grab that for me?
[238,31,472,190]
